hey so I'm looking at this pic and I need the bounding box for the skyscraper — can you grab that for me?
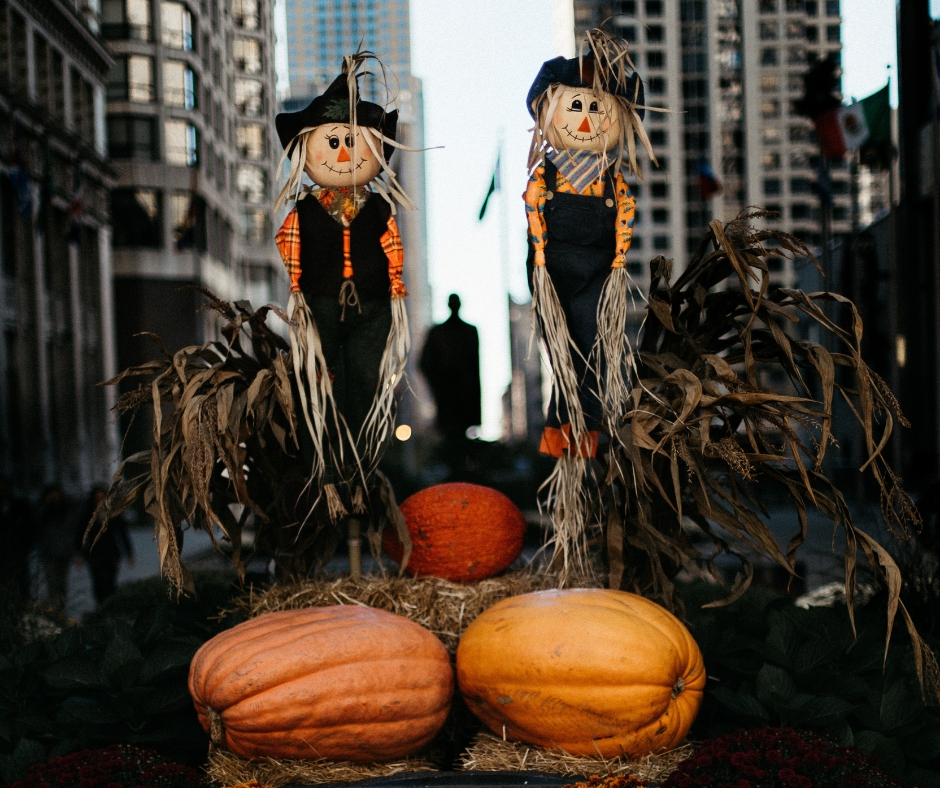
[103,0,282,377]
[279,0,433,436]
[572,0,850,292]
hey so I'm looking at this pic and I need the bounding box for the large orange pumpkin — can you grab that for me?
[456,588,706,759]
[188,605,454,762]
[383,482,527,582]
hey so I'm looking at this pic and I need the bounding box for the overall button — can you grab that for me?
[546,191,554,200]
[605,198,614,207]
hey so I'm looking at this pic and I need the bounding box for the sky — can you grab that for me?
[276,0,938,440]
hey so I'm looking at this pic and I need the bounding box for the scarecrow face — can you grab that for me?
[549,86,620,152]
[304,123,383,187]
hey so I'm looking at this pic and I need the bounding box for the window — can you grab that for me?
[171,191,205,250]
[764,178,782,195]
[108,115,157,160]
[762,153,781,172]
[51,50,65,121]
[163,60,197,108]
[791,203,811,220]
[760,21,778,39]
[645,0,663,15]
[648,129,666,147]
[759,0,777,12]
[111,188,162,247]
[765,205,782,221]
[626,261,644,277]
[243,209,267,243]
[236,123,264,159]
[651,182,669,199]
[786,20,804,38]
[237,164,266,203]
[631,235,643,250]
[790,151,810,169]
[763,126,781,143]
[805,25,818,42]
[787,72,805,91]
[647,51,665,69]
[619,25,637,41]
[791,177,812,193]
[162,1,193,50]
[684,131,708,150]
[682,52,706,72]
[653,235,669,251]
[652,208,669,224]
[761,74,780,91]
[656,156,668,171]
[680,1,704,22]
[618,1,637,13]
[761,48,778,66]
[785,0,804,10]
[107,55,154,102]
[826,25,840,42]
[233,0,259,29]
[102,0,151,40]
[683,79,707,100]
[648,77,666,96]
[805,0,818,13]
[234,37,262,73]
[234,78,263,115]
[789,124,812,142]
[788,47,807,65]
[686,105,707,124]
[762,99,780,118]
[165,119,198,165]
[647,25,664,43]
[825,0,839,15]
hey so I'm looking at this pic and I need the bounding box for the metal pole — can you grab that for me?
[932,24,940,481]
[849,151,864,503]
[819,157,833,346]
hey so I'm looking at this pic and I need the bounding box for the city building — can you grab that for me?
[279,0,433,438]
[103,0,283,388]
[503,296,544,446]
[0,0,118,493]
[572,0,849,293]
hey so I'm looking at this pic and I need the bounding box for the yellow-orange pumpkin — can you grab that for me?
[456,588,706,759]
[383,482,527,583]
[188,605,454,762]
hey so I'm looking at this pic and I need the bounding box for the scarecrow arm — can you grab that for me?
[524,167,548,267]
[276,208,302,293]
[612,171,636,270]
[381,216,407,298]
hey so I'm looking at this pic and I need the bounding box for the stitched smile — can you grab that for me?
[323,160,366,174]
[562,124,601,142]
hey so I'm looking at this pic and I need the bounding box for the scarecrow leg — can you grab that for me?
[348,517,363,580]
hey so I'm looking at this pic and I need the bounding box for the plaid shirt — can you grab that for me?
[524,165,636,269]
[275,190,406,297]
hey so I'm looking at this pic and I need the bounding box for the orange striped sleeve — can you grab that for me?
[381,216,407,298]
[275,208,302,292]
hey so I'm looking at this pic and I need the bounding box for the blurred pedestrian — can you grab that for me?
[79,486,134,605]
[36,485,79,613]
[0,477,35,600]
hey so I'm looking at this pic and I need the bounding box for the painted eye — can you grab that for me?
[589,101,599,112]
[328,136,339,149]
[570,99,582,112]
[344,134,354,147]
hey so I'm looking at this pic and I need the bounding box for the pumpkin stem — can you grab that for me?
[207,708,225,745]
[671,677,686,699]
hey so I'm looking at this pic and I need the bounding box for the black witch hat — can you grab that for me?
[275,73,399,161]
[526,53,645,121]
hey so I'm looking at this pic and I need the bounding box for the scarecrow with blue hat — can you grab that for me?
[273,52,415,525]
[524,29,656,576]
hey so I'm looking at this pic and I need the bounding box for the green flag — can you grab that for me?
[838,84,892,169]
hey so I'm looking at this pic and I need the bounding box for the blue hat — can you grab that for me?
[526,54,645,121]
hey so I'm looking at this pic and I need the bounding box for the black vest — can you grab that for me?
[297,191,393,301]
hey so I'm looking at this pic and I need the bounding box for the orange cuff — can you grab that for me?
[539,424,599,458]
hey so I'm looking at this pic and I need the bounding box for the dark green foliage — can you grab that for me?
[0,571,246,783]
[681,582,940,786]
[662,726,905,788]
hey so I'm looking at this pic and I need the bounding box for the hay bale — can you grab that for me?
[459,733,695,782]
[206,745,439,787]
[237,570,600,654]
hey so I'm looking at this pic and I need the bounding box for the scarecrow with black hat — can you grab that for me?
[524,29,656,576]
[274,52,413,524]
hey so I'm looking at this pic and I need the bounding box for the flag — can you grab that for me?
[9,131,32,220]
[66,163,84,245]
[478,149,501,220]
[814,85,892,164]
[696,157,722,200]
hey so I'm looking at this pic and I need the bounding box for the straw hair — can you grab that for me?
[460,733,695,782]
[527,28,658,179]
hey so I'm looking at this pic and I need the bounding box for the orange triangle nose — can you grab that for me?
[577,117,592,133]
[337,146,351,163]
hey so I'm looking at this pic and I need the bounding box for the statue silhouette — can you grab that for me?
[420,294,481,439]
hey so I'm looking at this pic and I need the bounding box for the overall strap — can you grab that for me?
[603,166,617,200]
[544,157,559,193]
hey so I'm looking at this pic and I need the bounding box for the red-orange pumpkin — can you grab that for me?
[456,588,706,759]
[383,482,527,582]
[188,605,454,762]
